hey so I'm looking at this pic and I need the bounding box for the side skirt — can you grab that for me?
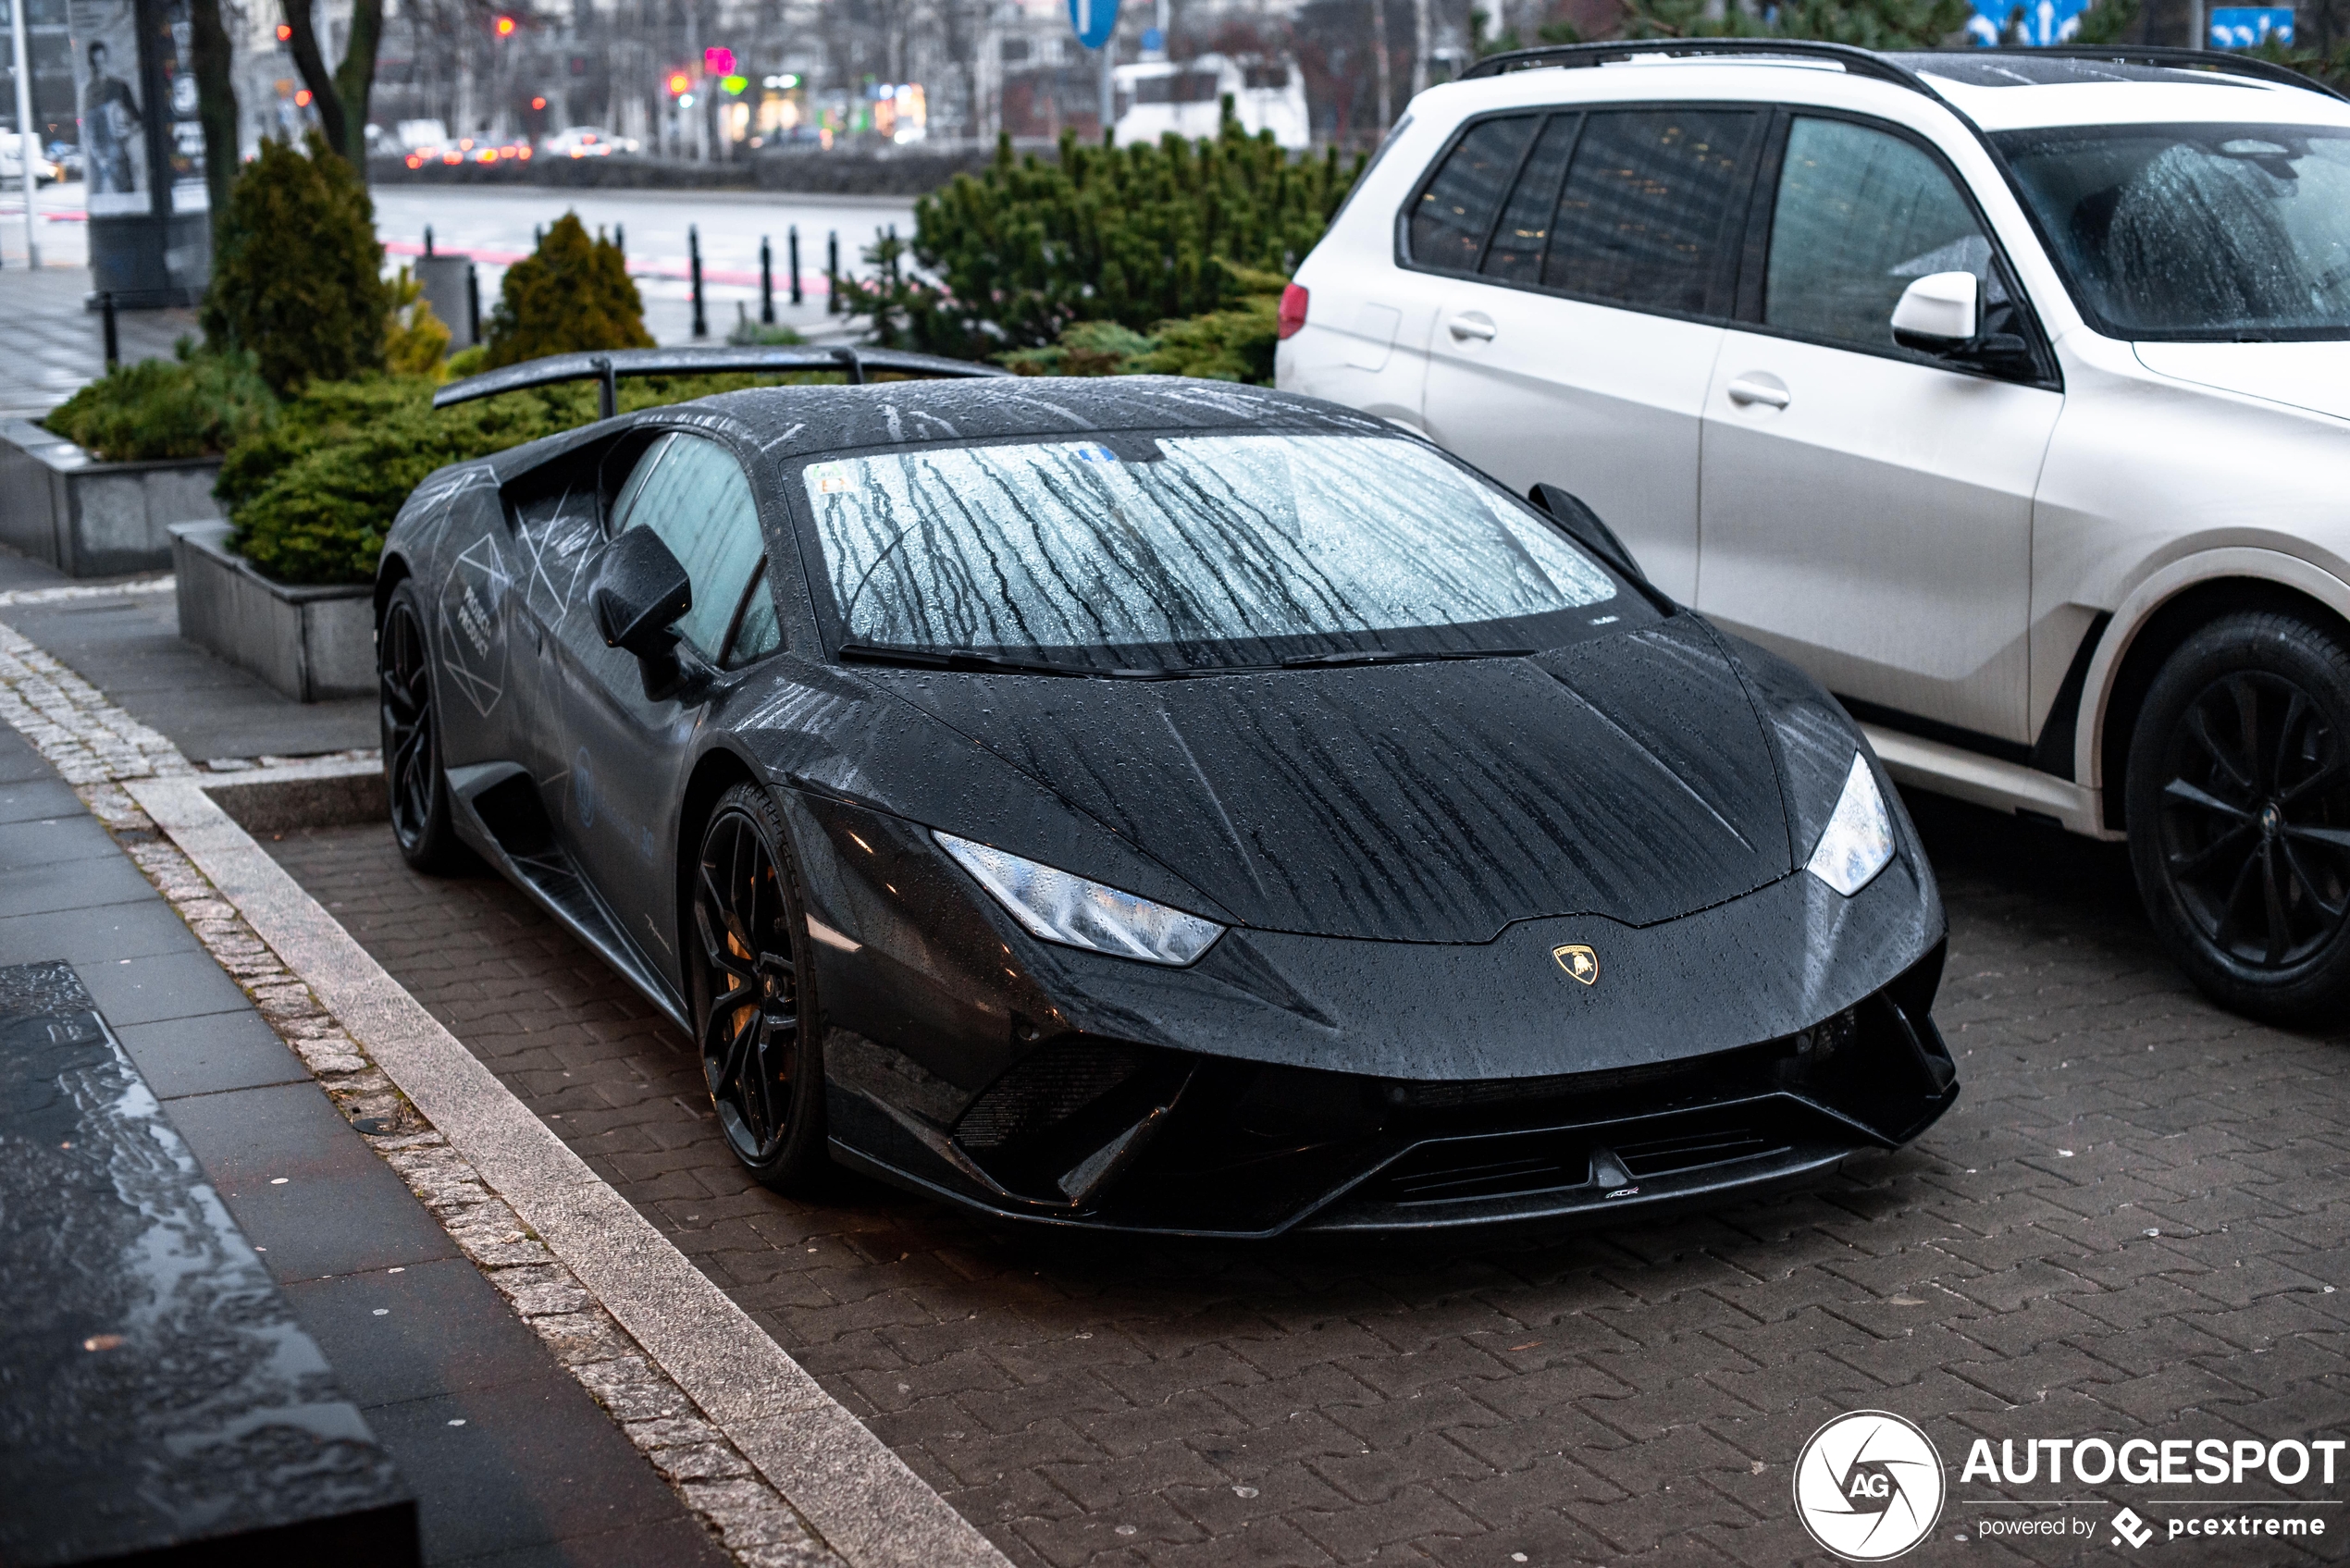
[1861,722,2121,841]
[445,761,692,1031]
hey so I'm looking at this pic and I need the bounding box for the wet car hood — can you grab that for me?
[860,619,1796,944]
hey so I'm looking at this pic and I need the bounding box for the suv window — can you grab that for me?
[1408,115,1538,272]
[1481,115,1580,287]
[1765,116,2019,355]
[612,433,771,661]
[1545,109,1758,315]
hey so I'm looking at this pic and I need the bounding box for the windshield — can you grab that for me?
[1996,123,2350,340]
[799,433,1636,672]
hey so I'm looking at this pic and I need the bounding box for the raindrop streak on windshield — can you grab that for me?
[801,434,1642,673]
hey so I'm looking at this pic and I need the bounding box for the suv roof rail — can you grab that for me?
[1458,38,1941,97]
[1985,43,2350,101]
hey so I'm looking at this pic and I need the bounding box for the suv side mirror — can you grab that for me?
[588,526,711,703]
[1890,271,1980,348]
[1529,483,1649,586]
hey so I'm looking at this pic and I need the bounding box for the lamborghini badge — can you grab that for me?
[1552,944,1599,984]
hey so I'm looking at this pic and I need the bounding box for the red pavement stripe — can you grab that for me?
[382,238,830,293]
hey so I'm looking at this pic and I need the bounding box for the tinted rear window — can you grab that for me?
[1408,116,1539,272]
[1544,109,1758,315]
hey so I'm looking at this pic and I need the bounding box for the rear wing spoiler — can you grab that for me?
[432,345,1013,419]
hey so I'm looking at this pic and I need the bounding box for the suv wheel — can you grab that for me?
[2126,610,2350,1025]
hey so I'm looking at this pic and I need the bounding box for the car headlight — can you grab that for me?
[934,831,1224,966]
[1805,752,1896,896]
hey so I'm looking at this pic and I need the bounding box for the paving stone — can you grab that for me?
[265,788,2350,1568]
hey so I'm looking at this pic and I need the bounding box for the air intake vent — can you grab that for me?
[1614,1124,1778,1178]
[956,1042,1151,1151]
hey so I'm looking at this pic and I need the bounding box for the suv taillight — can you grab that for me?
[1278,283,1308,340]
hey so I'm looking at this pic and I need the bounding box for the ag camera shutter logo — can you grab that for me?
[1794,1411,1946,1561]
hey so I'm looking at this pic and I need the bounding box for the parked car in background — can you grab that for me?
[541,126,640,158]
[2,134,63,186]
[1281,42,2350,1024]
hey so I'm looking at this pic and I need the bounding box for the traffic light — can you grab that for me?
[667,69,691,96]
[494,14,517,36]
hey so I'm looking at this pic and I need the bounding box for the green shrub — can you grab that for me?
[998,262,1288,385]
[384,266,453,378]
[842,111,1361,356]
[44,341,276,461]
[484,214,654,367]
[998,319,1157,377]
[223,369,848,585]
[202,135,390,393]
[1132,265,1287,384]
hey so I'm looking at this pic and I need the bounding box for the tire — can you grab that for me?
[378,578,472,873]
[2126,610,2350,1026]
[688,782,828,1190]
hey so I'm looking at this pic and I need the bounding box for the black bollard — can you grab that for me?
[101,291,118,368]
[614,222,625,253]
[466,264,481,346]
[760,235,775,326]
[788,226,802,306]
[534,223,543,246]
[826,229,839,315]
[424,224,434,257]
[690,225,707,339]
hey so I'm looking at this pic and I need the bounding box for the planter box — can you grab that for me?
[0,418,223,577]
[171,522,376,703]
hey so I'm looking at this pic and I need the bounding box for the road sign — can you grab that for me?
[1070,0,1119,51]
[2208,6,2294,45]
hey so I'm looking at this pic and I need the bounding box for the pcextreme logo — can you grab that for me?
[1795,1411,1948,1562]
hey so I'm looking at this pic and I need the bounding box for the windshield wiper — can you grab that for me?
[1276,647,1537,670]
[835,641,1174,678]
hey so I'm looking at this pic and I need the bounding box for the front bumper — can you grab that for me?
[825,943,1956,1238]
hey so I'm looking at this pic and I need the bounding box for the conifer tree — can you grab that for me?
[483,215,655,369]
[202,135,390,394]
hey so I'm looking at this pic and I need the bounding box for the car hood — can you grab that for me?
[2134,340,2350,424]
[861,619,1796,944]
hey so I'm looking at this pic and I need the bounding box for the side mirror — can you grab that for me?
[1529,483,1648,586]
[1890,271,1980,349]
[588,526,711,703]
[590,526,691,659]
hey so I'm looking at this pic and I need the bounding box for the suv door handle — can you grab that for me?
[1447,313,1497,342]
[1725,376,1790,410]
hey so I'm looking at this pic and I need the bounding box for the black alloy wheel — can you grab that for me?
[2128,610,2350,1025]
[691,782,826,1188]
[378,580,469,872]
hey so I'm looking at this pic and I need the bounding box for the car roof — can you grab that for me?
[693,376,1393,459]
[1436,46,2350,135]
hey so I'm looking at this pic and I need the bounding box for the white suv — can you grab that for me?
[1280,42,2350,1023]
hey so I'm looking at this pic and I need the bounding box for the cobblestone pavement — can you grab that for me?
[266,795,2350,1567]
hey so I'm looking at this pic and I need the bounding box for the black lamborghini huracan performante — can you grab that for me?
[377,360,1957,1236]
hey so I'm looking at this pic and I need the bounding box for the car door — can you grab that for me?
[1697,112,2063,747]
[1417,105,1763,602]
[551,430,785,991]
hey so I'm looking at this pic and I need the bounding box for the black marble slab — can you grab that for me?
[0,960,418,1568]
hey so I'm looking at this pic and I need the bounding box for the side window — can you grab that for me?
[1479,115,1580,287]
[1407,116,1539,272]
[1764,117,2016,355]
[612,433,768,661]
[726,564,783,668]
[1545,109,1759,315]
